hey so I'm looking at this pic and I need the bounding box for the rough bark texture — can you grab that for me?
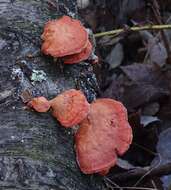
[0,1,102,189]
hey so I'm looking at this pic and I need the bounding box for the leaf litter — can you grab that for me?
[80,0,171,189]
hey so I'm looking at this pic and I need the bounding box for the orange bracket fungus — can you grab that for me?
[27,96,50,113]
[75,98,133,175]
[25,91,132,175]
[41,15,93,63]
[63,41,93,64]
[50,89,90,128]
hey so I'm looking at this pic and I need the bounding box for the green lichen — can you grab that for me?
[31,69,47,85]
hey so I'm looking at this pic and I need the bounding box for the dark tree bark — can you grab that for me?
[0,1,102,189]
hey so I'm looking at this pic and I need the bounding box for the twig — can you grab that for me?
[104,177,123,190]
[131,143,160,186]
[133,143,157,156]
[133,154,161,187]
[104,177,157,190]
[94,24,171,38]
[150,0,171,57]
[110,187,157,190]
[151,179,158,189]
[110,162,171,182]
[110,187,156,190]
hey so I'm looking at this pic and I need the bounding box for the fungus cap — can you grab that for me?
[75,98,132,175]
[63,41,92,64]
[50,89,90,128]
[27,97,50,113]
[41,16,88,57]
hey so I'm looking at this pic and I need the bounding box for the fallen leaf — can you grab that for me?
[102,64,170,111]
[77,0,90,9]
[117,158,136,170]
[152,128,171,190]
[142,102,160,116]
[140,115,160,127]
[139,31,167,67]
[105,43,124,70]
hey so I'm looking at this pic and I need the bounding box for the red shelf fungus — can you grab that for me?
[41,15,88,57]
[75,98,132,175]
[27,97,50,113]
[50,89,90,128]
[63,41,93,64]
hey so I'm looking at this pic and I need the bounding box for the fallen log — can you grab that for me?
[0,0,101,189]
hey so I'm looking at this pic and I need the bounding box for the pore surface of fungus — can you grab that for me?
[75,98,132,175]
[50,89,90,128]
[27,97,50,113]
[41,16,88,57]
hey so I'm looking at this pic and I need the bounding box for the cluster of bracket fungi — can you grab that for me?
[26,16,133,175]
[41,15,94,64]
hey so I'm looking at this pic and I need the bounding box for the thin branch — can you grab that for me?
[110,162,171,182]
[151,179,158,189]
[104,177,123,190]
[111,187,157,190]
[111,187,156,190]
[104,177,157,190]
[133,143,157,156]
[150,0,171,56]
[133,154,161,187]
[94,24,171,38]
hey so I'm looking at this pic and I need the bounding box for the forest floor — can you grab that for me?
[79,0,171,189]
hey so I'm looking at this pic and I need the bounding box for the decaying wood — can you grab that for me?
[0,0,101,189]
